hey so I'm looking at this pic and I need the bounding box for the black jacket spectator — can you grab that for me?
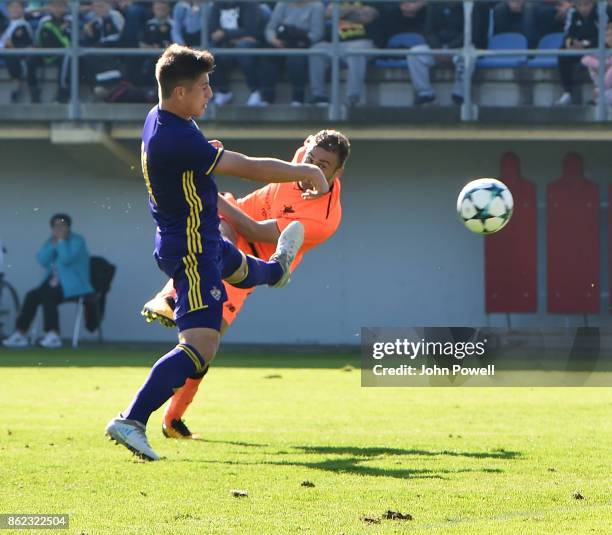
[209,1,263,45]
[563,4,599,49]
[37,13,71,48]
[81,3,125,87]
[381,1,427,42]
[141,16,173,48]
[33,4,72,102]
[125,3,173,88]
[0,18,32,48]
[556,1,599,103]
[534,1,571,43]
[424,1,464,49]
[82,6,125,47]
[0,1,35,102]
[208,1,265,104]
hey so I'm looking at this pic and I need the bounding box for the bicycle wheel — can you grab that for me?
[0,280,20,339]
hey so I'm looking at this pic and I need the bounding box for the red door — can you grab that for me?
[547,153,599,314]
[485,152,537,313]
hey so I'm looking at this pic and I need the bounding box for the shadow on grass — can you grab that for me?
[265,458,504,480]
[175,441,519,480]
[295,445,520,460]
[195,438,270,448]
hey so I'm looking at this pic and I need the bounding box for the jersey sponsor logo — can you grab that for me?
[282,205,295,214]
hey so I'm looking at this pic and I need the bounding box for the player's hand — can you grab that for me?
[301,188,326,200]
[301,167,329,200]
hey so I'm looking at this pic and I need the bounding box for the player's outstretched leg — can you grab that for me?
[222,221,304,290]
[105,342,207,460]
[143,222,304,328]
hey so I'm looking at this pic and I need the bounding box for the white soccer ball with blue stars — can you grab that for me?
[457,178,514,234]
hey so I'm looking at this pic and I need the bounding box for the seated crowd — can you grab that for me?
[0,0,611,106]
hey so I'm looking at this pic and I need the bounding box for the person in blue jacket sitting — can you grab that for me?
[2,214,93,349]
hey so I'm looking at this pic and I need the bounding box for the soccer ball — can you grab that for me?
[457,178,514,234]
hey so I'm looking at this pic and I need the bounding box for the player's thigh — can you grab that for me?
[179,327,221,363]
[161,254,226,318]
[158,254,227,353]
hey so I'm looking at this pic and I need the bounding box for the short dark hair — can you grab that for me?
[155,44,215,99]
[312,130,351,168]
[50,213,72,227]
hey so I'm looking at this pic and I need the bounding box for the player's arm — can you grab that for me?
[217,193,280,243]
[214,150,329,196]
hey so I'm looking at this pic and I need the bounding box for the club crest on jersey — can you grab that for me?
[210,286,222,301]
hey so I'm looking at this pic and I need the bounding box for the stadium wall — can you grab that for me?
[1,138,611,345]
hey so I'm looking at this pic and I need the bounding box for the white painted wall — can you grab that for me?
[1,139,611,344]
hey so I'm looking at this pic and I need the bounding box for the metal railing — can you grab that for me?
[0,0,610,122]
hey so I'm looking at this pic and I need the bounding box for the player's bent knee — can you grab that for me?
[224,251,248,285]
[179,327,220,365]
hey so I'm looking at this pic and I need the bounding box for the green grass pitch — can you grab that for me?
[0,346,610,534]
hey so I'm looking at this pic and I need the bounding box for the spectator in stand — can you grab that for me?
[32,0,71,103]
[2,214,93,350]
[407,0,466,106]
[309,1,379,106]
[380,1,428,102]
[534,1,572,43]
[116,0,150,47]
[209,1,265,107]
[82,0,124,47]
[81,0,125,89]
[171,1,201,47]
[264,1,324,106]
[556,0,598,106]
[472,1,498,49]
[123,1,172,88]
[581,21,612,104]
[0,1,37,103]
[141,1,172,49]
[380,0,427,42]
[492,0,536,47]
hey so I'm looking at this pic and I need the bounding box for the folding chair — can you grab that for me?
[72,256,116,348]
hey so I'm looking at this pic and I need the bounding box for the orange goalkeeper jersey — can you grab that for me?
[235,146,342,269]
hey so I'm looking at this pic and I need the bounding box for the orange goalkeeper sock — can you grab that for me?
[164,377,203,425]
